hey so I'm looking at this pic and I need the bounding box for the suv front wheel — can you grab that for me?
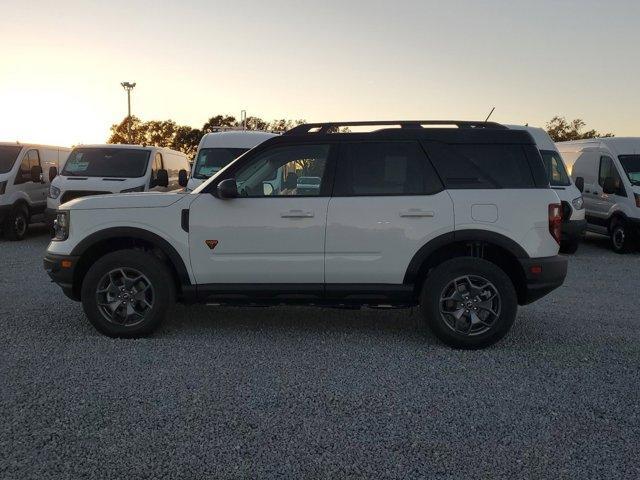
[81,249,175,338]
[420,257,517,349]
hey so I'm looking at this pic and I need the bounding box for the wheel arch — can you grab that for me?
[69,227,192,301]
[404,230,530,305]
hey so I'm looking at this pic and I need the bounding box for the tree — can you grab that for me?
[202,115,237,133]
[546,116,614,142]
[172,126,202,158]
[108,116,147,144]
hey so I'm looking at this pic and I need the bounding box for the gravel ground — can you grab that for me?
[1,225,639,479]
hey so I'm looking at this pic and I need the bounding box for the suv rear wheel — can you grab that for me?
[420,257,517,349]
[81,249,175,338]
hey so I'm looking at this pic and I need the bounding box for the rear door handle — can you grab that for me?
[399,209,435,218]
[281,209,314,218]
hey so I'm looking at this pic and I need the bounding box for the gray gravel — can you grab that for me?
[1,224,639,479]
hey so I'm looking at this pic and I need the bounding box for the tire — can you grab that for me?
[3,205,29,241]
[420,257,518,349]
[81,249,175,338]
[560,239,579,255]
[609,220,634,254]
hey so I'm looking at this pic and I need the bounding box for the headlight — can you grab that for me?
[121,185,145,193]
[53,211,70,241]
[49,185,61,199]
[571,196,584,210]
[0,181,6,195]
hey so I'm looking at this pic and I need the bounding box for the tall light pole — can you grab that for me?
[120,82,136,143]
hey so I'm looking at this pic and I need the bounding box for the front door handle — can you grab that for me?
[399,209,435,218]
[281,209,314,218]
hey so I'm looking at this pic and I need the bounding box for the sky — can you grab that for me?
[1,0,638,146]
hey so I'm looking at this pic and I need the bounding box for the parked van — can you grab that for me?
[0,142,70,240]
[557,138,640,253]
[187,131,278,191]
[47,144,190,216]
[508,126,586,253]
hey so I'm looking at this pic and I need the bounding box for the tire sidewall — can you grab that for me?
[610,222,632,254]
[420,258,518,349]
[4,206,29,241]
[81,249,174,337]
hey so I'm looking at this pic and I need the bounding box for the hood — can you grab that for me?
[62,191,186,210]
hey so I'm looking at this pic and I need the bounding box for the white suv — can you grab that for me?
[44,121,567,349]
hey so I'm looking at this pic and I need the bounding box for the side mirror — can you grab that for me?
[30,165,43,183]
[603,176,616,195]
[156,169,169,188]
[178,169,188,188]
[574,176,584,193]
[49,166,58,182]
[217,178,238,199]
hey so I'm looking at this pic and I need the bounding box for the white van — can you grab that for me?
[0,142,70,240]
[47,144,190,215]
[557,138,640,253]
[187,131,278,191]
[508,126,586,253]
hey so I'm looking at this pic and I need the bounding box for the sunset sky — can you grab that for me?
[1,0,638,146]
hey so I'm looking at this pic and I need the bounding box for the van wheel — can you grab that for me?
[3,205,29,241]
[81,249,175,338]
[420,258,517,349]
[610,221,634,254]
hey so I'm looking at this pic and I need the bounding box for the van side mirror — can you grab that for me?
[574,176,584,193]
[217,178,238,199]
[49,166,58,182]
[178,169,188,188]
[602,177,617,195]
[30,165,43,183]
[156,169,169,188]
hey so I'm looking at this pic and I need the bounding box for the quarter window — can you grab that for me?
[234,144,330,197]
[425,143,535,189]
[333,141,442,196]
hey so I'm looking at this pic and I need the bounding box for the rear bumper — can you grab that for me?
[518,255,568,305]
[43,253,80,301]
[561,218,587,243]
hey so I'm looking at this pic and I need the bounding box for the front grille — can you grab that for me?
[60,190,111,204]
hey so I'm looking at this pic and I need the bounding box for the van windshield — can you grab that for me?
[193,148,248,179]
[540,150,571,186]
[619,155,640,186]
[0,146,22,174]
[62,147,151,178]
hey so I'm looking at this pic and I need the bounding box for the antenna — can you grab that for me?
[485,107,496,122]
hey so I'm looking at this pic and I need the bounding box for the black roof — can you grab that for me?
[278,120,535,145]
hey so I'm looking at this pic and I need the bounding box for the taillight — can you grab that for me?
[548,203,562,245]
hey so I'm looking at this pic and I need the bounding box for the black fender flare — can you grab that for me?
[70,227,192,285]
[403,229,529,285]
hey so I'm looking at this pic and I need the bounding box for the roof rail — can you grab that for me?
[284,120,507,135]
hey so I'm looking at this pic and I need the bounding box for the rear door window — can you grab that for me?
[423,142,536,189]
[333,141,442,196]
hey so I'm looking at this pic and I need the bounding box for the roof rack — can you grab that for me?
[284,120,507,135]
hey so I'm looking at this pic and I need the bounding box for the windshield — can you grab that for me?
[0,146,22,174]
[619,155,640,186]
[193,147,248,179]
[62,147,151,178]
[540,150,571,186]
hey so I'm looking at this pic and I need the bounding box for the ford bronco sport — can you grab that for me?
[44,121,567,349]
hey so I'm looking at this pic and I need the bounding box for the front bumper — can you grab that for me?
[43,253,81,301]
[518,255,568,305]
[561,218,587,243]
